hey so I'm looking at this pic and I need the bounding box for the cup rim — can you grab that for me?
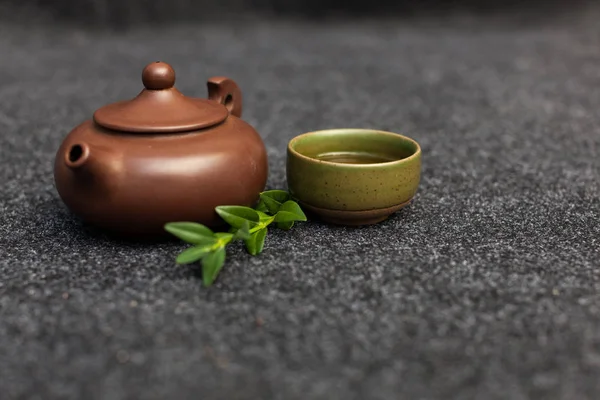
[287,128,421,167]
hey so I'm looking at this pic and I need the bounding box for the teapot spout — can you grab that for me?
[64,143,90,170]
[56,140,119,202]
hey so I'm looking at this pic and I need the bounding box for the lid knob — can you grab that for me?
[142,61,175,90]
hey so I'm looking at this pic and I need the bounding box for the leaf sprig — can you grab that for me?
[164,190,307,286]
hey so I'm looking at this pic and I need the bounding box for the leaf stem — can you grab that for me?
[249,216,275,233]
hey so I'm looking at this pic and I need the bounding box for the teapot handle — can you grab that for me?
[207,77,242,118]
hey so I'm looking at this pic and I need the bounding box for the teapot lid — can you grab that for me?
[93,62,229,133]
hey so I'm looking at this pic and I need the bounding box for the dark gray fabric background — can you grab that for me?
[0,0,592,26]
[1,2,600,399]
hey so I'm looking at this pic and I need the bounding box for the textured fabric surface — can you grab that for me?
[1,10,600,400]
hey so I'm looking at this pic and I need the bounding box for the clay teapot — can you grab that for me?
[54,61,268,238]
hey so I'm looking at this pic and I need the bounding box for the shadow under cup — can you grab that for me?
[286,129,422,225]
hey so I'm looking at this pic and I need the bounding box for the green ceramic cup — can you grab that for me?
[286,128,421,225]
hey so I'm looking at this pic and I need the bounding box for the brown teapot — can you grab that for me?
[54,61,268,238]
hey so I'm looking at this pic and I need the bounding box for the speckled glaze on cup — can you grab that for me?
[286,128,421,225]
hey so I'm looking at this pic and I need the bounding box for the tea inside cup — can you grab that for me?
[313,151,397,164]
[286,128,421,225]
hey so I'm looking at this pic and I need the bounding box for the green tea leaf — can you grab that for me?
[256,210,275,224]
[244,228,268,256]
[202,247,226,286]
[255,200,269,213]
[260,190,291,203]
[274,212,301,223]
[260,196,282,214]
[215,206,260,229]
[215,232,234,242]
[280,200,306,218]
[276,221,294,230]
[164,222,217,245]
[175,245,212,264]
[274,201,307,223]
[233,220,251,240]
[259,190,290,214]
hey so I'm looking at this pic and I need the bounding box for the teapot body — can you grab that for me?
[54,116,268,237]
